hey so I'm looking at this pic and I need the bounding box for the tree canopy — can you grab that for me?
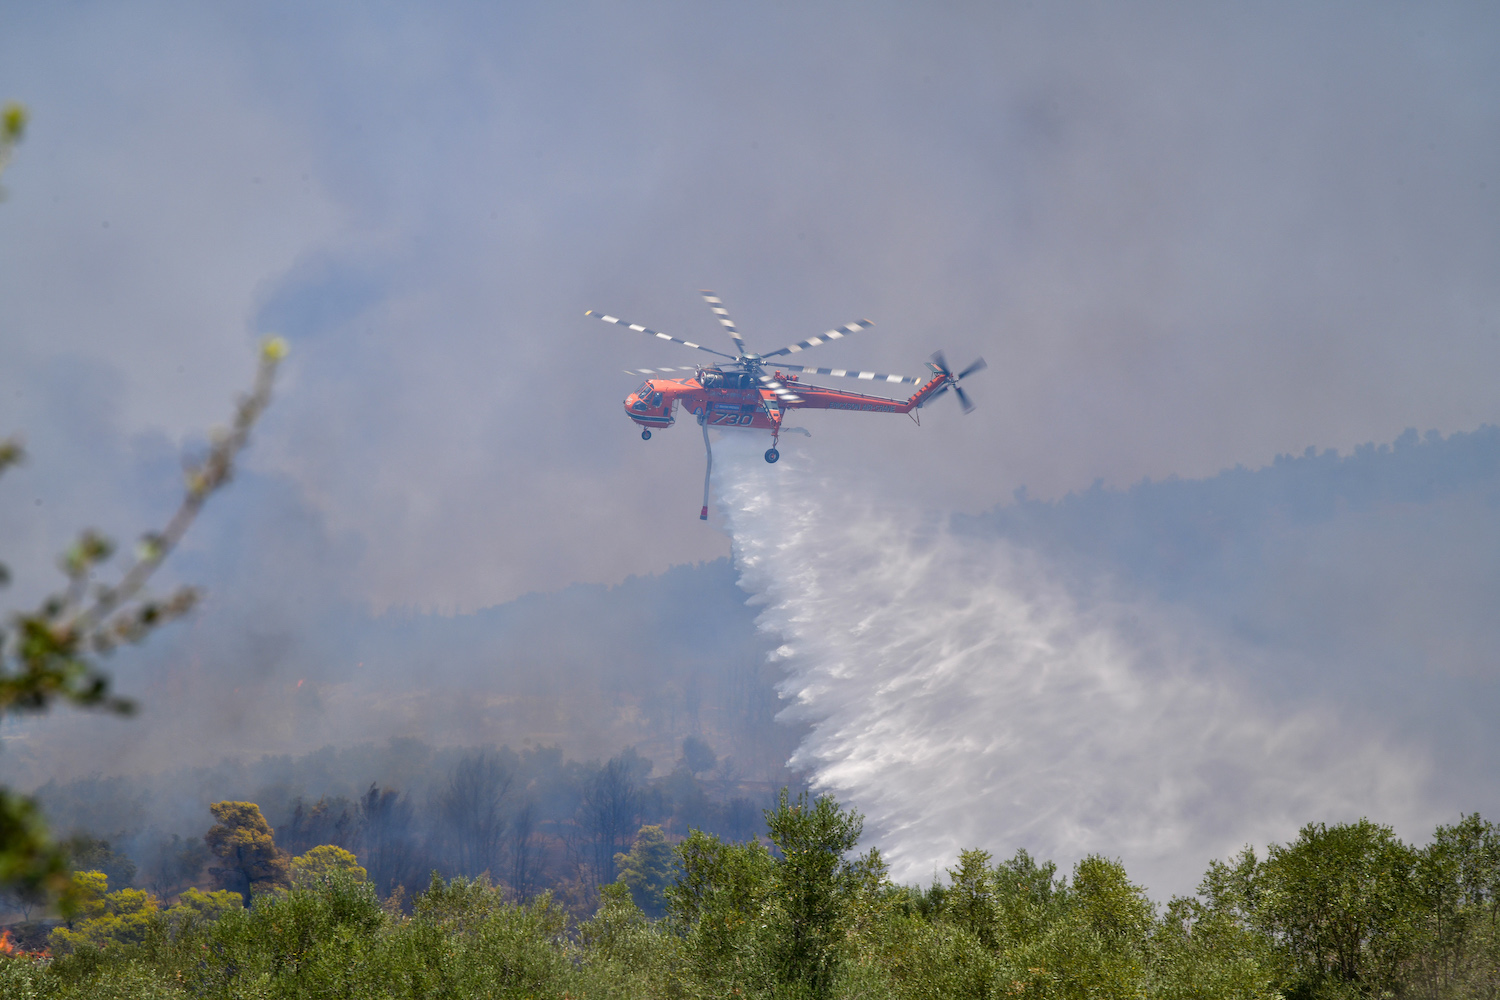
[205,802,291,906]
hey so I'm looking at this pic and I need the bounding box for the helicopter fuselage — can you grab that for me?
[623,367,951,439]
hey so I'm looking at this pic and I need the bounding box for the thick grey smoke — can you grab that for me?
[4,2,1500,612]
[714,432,1451,896]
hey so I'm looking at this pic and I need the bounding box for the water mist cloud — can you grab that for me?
[714,435,1435,896]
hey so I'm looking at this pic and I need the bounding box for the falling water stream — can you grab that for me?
[712,435,1431,894]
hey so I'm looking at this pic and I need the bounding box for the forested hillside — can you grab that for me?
[11,737,794,924]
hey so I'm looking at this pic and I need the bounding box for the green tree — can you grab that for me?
[659,790,888,996]
[45,869,178,954]
[982,854,1155,999]
[991,847,1065,950]
[1409,813,1500,997]
[205,801,292,905]
[163,885,243,929]
[763,788,870,998]
[291,844,368,886]
[578,879,682,992]
[945,847,999,948]
[58,868,110,924]
[1242,819,1420,998]
[49,882,160,953]
[1047,855,1155,996]
[614,824,673,918]
[863,907,998,1000]
[665,826,778,990]
[1071,854,1154,946]
[1150,894,1280,1000]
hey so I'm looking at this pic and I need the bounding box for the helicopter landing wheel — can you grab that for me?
[764,448,779,464]
[641,429,652,440]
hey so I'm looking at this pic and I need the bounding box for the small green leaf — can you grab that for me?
[1,102,26,142]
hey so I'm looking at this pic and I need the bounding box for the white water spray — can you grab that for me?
[713,437,1432,895]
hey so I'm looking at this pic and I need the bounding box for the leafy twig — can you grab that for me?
[0,338,286,715]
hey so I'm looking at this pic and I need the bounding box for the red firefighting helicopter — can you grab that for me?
[588,291,985,518]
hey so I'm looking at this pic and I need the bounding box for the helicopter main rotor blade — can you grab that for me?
[626,366,702,375]
[757,373,804,403]
[777,377,909,398]
[699,290,750,357]
[761,319,875,358]
[768,363,923,385]
[587,310,738,360]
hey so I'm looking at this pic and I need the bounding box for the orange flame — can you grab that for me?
[0,928,50,960]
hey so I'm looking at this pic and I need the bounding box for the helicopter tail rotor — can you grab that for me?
[927,351,987,414]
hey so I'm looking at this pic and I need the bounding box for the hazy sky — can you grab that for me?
[3,1,1498,612]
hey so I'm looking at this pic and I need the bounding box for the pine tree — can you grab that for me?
[205,801,291,905]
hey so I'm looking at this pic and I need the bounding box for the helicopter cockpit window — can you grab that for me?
[651,392,664,407]
[636,382,653,398]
